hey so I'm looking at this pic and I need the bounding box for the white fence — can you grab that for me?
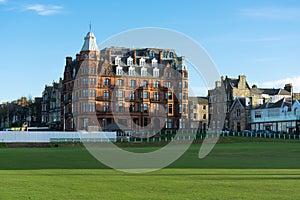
[0,131,116,143]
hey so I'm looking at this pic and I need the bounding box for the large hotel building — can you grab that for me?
[62,30,189,131]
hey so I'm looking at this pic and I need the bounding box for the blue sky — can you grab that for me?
[1,0,300,102]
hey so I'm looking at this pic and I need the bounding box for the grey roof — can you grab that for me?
[81,32,100,52]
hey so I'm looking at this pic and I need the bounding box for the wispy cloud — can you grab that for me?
[0,0,6,4]
[239,7,300,20]
[258,76,300,92]
[24,4,63,16]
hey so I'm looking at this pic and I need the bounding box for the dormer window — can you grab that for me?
[115,56,121,66]
[139,57,145,67]
[116,65,123,75]
[153,67,159,77]
[128,66,135,76]
[152,58,157,67]
[149,50,155,57]
[141,67,147,77]
[169,52,174,58]
[127,56,133,66]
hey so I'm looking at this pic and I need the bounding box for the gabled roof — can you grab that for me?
[229,97,247,112]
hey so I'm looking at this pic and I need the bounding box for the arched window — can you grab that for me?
[127,56,133,66]
[139,57,145,67]
[151,58,157,67]
[104,78,110,86]
[128,66,135,76]
[141,67,147,77]
[115,56,121,66]
[153,67,159,77]
[116,66,123,75]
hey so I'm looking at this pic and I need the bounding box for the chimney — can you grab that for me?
[215,81,221,88]
[133,50,137,65]
[76,54,80,61]
[238,75,246,89]
[66,56,72,65]
[159,51,163,64]
[284,83,293,93]
[108,49,112,64]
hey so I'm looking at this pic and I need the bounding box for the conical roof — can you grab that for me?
[81,31,99,51]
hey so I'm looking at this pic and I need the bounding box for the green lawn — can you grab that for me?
[1,138,300,199]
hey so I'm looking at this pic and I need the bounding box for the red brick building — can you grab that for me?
[62,31,189,131]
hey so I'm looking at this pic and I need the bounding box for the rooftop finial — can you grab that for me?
[89,21,92,32]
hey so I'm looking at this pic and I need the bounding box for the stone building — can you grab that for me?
[189,96,208,131]
[208,75,292,132]
[62,30,189,131]
[41,79,62,130]
[229,97,251,132]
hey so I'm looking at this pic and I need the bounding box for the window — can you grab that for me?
[89,102,95,112]
[166,118,172,128]
[165,72,171,78]
[153,103,159,113]
[83,78,88,85]
[203,114,206,120]
[152,58,157,67]
[154,81,159,88]
[130,80,136,87]
[83,118,89,129]
[203,105,206,110]
[90,78,96,85]
[143,91,148,99]
[117,79,124,86]
[179,81,182,88]
[255,111,262,118]
[127,56,133,66]
[179,104,182,114]
[128,67,135,76]
[142,80,148,87]
[193,113,197,120]
[103,102,109,112]
[150,51,155,58]
[83,67,88,75]
[129,104,135,112]
[183,82,188,88]
[153,68,159,77]
[166,82,171,88]
[115,56,121,66]
[168,92,172,100]
[130,91,135,100]
[104,78,109,86]
[140,103,148,113]
[169,52,174,58]
[141,67,147,77]
[116,66,123,75]
[82,102,88,112]
[90,67,95,75]
[153,92,159,100]
[168,104,173,114]
[90,90,96,97]
[236,109,241,117]
[116,90,123,98]
[163,51,167,58]
[139,57,145,67]
[115,102,124,112]
[83,89,88,97]
[103,90,109,99]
